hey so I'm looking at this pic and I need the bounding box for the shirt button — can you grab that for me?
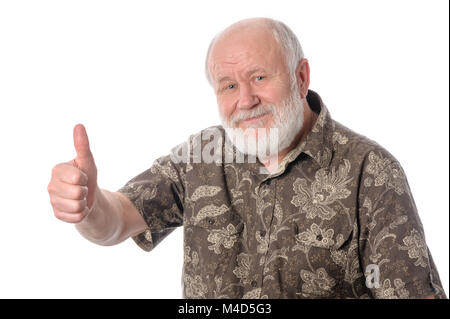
[208,218,215,225]
[260,230,266,237]
[251,280,258,287]
[316,234,323,241]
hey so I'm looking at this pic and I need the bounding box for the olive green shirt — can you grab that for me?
[118,90,446,299]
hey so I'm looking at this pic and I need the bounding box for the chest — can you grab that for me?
[182,160,363,298]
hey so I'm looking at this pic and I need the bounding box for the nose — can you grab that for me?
[237,84,260,110]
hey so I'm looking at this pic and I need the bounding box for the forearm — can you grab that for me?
[75,187,126,246]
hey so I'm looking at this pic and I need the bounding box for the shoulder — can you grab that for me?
[331,120,413,202]
[331,119,401,169]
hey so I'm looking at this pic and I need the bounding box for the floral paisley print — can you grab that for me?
[118,90,446,299]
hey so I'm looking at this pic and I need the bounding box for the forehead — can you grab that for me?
[208,27,285,80]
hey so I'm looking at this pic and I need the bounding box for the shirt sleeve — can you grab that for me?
[357,147,447,299]
[117,141,188,252]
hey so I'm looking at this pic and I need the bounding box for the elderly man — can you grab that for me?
[47,18,446,299]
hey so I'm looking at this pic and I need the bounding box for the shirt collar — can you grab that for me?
[261,90,334,179]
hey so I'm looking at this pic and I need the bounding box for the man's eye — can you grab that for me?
[256,76,265,81]
[227,84,236,89]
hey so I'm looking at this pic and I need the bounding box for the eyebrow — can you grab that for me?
[217,75,232,84]
[216,68,267,85]
[246,67,266,77]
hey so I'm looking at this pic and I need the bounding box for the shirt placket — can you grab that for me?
[247,175,277,297]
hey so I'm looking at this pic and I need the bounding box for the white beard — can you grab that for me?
[219,84,305,161]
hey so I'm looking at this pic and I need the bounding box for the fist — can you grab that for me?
[48,124,98,223]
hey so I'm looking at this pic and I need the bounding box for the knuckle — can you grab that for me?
[71,172,81,184]
[47,182,53,194]
[49,196,58,207]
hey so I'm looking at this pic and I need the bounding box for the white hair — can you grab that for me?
[219,75,305,160]
[205,18,305,86]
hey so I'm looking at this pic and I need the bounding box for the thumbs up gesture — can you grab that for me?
[48,124,98,223]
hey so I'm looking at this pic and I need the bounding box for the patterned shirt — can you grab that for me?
[118,90,446,299]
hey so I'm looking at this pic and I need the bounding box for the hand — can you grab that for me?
[48,124,98,223]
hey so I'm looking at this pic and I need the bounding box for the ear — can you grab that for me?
[295,58,310,99]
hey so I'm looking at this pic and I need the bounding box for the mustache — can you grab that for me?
[229,104,275,127]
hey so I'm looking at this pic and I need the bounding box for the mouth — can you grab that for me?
[240,113,270,126]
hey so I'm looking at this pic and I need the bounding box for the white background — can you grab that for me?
[0,0,448,298]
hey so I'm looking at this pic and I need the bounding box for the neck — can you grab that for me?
[261,100,317,173]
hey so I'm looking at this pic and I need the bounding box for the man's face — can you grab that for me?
[209,27,292,131]
[208,26,304,158]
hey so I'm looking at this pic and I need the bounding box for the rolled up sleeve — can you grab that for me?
[117,142,187,252]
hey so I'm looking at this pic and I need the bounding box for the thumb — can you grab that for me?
[73,124,93,166]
